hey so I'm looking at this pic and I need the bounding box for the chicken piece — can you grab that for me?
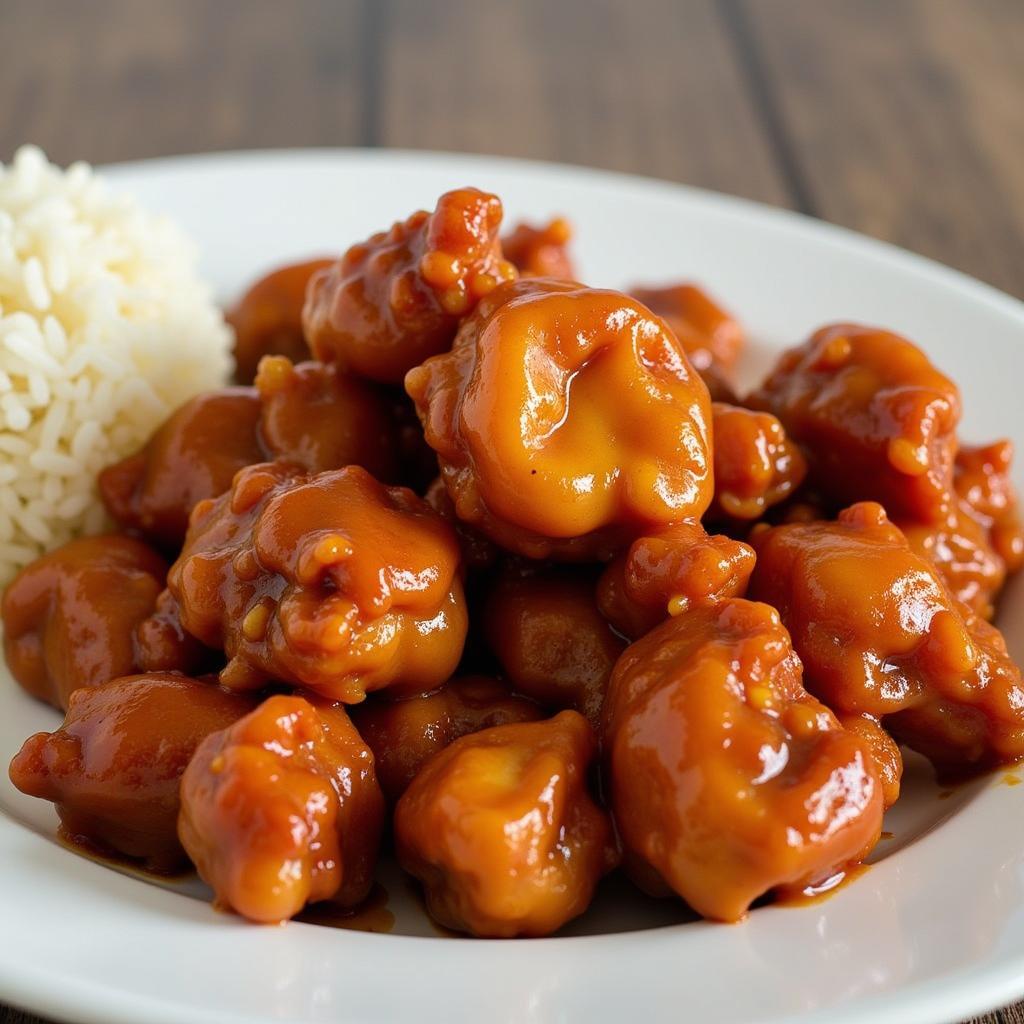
[838,714,903,809]
[0,536,197,710]
[899,441,1024,617]
[424,477,497,574]
[395,711,617,937]
[501,217,575,279]
[179,694,384,923]
[709,402,807,521]
[955,441,1024,572]
[99,360,401,551]
[350,675,542,803]
[482,566,625,729]
[303,188,516,384]
[749,324,960,522]
[99,389,262,551]
[155,462,467,702]
[597,521,755,639]
[603,599,884,922]
[406,278,713,560]
[8,674,254,871]
[630,282,744,374]
[749,502,1024,774]
[226,257,334,384]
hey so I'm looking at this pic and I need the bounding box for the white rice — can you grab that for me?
[0,145,232,585]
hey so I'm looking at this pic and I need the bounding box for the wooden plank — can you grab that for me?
[735,0,1024,298]
[378,0,792,206]
[0,0,367,166]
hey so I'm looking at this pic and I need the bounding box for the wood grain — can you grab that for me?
[0,0,368,166]
[733,0,1024,299]
[1,1,1024,1022]
[377,0,790,205]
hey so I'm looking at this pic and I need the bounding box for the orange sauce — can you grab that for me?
[775,863,871,908]
[56,826,194,882]
[297,883,395,933]
[1003,773,1022,787]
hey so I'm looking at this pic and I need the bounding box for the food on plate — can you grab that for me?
[406,277,713,559]
[99,358,399,549]
[597,522,755,639]
[708,403,807,521]
[227,257,334,384]
[5,179,1024,937]
[630,282,743,377]
[303,188,516,384]
[501,217,575,279]
[9,674,255,871]
[750,323,960,522]
[898,442,1024,618]
[155,461,467,701]
[749,502,1024,774]
[395,711,617,937]
[179,694,384,923]
[0,147,231,587]
[2,535,173,709]
[350,675,542,803]
[603,599,884,922]
[483,565,625,729]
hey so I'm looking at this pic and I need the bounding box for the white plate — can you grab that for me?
[3,149,1024,1024]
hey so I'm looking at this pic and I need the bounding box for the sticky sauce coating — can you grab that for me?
[406,278,713,559]
[179,694,384,923]
[304,188,516,384]
[157,462,467,702]
[10,674,255,871]
[603,599,884,922]
[395,711,618,937]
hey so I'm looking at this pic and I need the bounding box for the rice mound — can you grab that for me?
[0,146,232,586]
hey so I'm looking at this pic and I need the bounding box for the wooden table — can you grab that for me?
[1,1,1023,1022]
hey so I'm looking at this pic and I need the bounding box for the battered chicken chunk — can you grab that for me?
[179,694,384,923]
[155,462,467,702]
[395,711,617,937]
[750,324,961,522]
[749,502,1024,773]
[603,599,884,922]
[9,674,254,871]
[304,188,516,383]
[406,278,713,559]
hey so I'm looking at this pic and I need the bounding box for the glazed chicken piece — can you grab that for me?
[603,599,884,922]
[395,711,617,937]
[226,257,334,384]
[303,188,516,384]
[179,694,384,923]
[350,675,542,803]
[155,462,467,702]
[8,674,255,872]
[424,477,497,574]
[406,278,713,560]
[99,359,400,550]
[483,566,626,730]
[597,521,756,640]
[749,323,961,522]
[501,217,575,279]
[709,403,807,521]
[899,441,1024,617]
[749,502,1024,774]
[838,713,903,809]
[630,282,744,376]
[0,536,199,710]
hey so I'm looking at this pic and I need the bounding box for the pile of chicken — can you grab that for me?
[6,188,1024,937]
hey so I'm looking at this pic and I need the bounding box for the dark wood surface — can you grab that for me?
[2,2,1024,1022]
